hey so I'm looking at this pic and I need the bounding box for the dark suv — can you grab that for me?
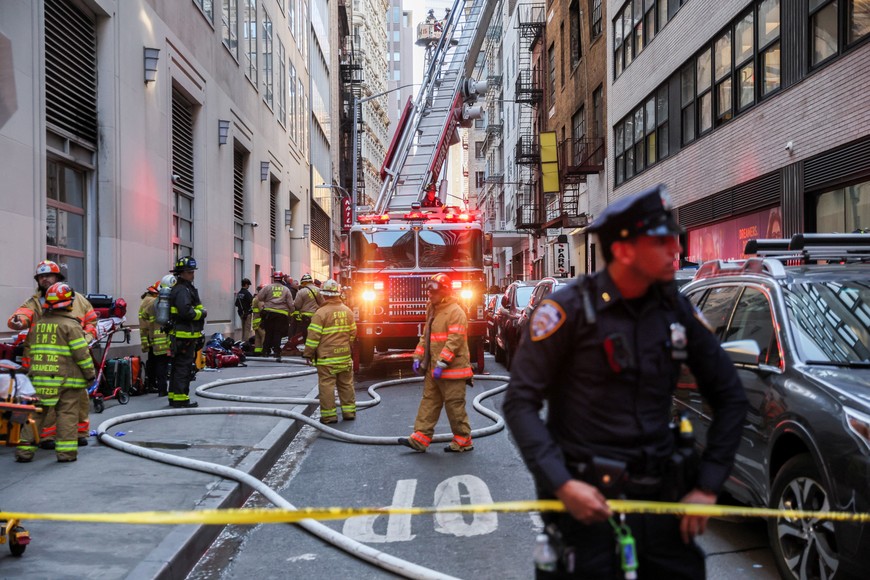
[516,277,571,339]
[678,234,870,580]
[494,280,538,370]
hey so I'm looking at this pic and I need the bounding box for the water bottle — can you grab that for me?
[155,274,176,326]
[533,533,558,572]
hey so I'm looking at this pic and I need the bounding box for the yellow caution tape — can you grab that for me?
[2,499,870,525]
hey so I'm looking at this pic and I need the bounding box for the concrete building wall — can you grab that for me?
[0,0,310,343]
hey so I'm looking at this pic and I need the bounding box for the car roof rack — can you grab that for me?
[694,257,787,281]
[745,233,870,263]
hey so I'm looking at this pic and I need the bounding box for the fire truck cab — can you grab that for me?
[347,205,487,372]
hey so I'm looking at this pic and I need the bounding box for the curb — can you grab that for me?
[125,385,320,580]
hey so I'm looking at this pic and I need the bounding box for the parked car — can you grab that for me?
[516,277,572,339]
[494,280,538,370]
[676,235,870,579]
[483,293,500,354]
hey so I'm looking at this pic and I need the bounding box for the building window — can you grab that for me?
[172,91,195,259]
[591,0,603,39]
[560,23,566,86]
[758,0,780,96]
[571,106,585,164]
[810,0,869,68]
[222,0,238,57]
[194,0,214,21]
[289,63,297,142]
[714,31,732,123]
[277,38,286,124]
[46,160,87,290]
[592,85,603,143]
[263,10,273,108]
[244,0,257,84]
[570,1,582,67]
[614,0,680,77]
[288,0,296,38]
[475,171,486,189]
[681,63,696,144]
[816,179,870,233]
[849,0,870,44]
[614,84,667,186]
[735,11,755,111]
[475,141,484,158]
[548,43,556,105]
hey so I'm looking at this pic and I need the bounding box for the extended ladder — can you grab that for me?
[374,0,495,214]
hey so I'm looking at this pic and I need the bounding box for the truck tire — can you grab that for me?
[358,340,374,367]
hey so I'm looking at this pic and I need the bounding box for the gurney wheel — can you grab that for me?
[118,391,130,405]
[93,398,104,414]
[9,526,26,556]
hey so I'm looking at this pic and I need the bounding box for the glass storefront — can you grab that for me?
[815,179,870,233]
[686,206,782,263]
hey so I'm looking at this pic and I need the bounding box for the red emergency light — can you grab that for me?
[358,213,391,224]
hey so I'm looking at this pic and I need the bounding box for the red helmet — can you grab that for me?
[272,270,285,281]
[34,260,65,282]
[426,273,453,294]
[43,282,75,310]
[147,280,160,294]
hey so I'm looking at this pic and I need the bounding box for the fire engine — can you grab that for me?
[346,0,496,372]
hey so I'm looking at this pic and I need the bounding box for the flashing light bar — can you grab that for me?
[358,214,391,224]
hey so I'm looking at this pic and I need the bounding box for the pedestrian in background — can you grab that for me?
[399,273,474,453]
[504,185,748,578]
[303,279,356,424]
[16,282,95,463]
[235,278,253,342]
[7,260,96,448]
[256,271,295,361]
[167,256,206,408]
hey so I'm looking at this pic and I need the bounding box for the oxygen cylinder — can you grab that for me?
[155,274,176,326]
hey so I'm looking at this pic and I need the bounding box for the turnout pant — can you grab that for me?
[413,375,470,440]
[148,353,170,395]
[17,387,82,462]
[39,388,90,440]
[261,311,288,356]
[253,326,265,354]
[317,365,356,421]
[169,337,197,404]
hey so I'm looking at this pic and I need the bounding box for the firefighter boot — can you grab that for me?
[320,408,338,424]
[398,431,430,452]
[444,435,474,453]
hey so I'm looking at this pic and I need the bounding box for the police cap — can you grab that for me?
[588,184,683,246]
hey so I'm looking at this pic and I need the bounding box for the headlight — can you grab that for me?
[362,290,376,301]
[845,407,870,451]
[460,289,473,300]
[373,281,385,290]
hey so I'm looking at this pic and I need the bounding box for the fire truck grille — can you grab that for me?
[388,275,428,317]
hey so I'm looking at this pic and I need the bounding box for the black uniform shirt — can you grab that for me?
[503,270,748,497]
[169,278,205,335]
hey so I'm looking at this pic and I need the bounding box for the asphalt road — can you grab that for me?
[189,354,780,579]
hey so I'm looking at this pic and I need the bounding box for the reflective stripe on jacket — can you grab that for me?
[414,296,472,379]
[303,298,356,368]
[169,279,205,339]
[26,310,96,406]
[256,283,294,316]
[293,284,323,318]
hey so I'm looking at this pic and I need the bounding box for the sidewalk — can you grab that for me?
[0,359,319,580]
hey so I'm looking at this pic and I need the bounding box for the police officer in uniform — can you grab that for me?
[167,256,206,408]
[504,185,748,578]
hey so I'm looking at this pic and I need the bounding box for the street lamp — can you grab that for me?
[351,83,420,217]
[316,182,353,225]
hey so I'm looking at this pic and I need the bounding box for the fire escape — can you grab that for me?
[483,18,504,233]
[514,3,545,231]
[545,135,605,228]
[339,7,363,199]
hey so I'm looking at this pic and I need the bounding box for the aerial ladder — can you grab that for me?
[373,0,496,214]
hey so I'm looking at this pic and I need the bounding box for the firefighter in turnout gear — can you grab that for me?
[399,273,474,453]
[251,284,265,355]
[167,256,206,408]
[7,260,97,448]
[288,273,323,352]
[138,281,170,396]
[303,279,356,424]
[15,283,96,463]
[256,272,295,360]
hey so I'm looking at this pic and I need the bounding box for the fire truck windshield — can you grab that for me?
[350,228,483,270]
[418,229,483,269]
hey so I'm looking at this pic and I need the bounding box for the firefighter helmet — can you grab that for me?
[147,281,161,294]
[172,256,198,273]
[34,260,65,282]
[43,282,75,311]
[272,270,285,281]
[160,274,177,289]
[426,273,453,294]
[321,279,341,297]
[300,273,313,284]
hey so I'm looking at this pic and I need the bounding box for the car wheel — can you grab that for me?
[768,454,839,580]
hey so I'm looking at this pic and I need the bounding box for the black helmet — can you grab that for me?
[173,256,198,273]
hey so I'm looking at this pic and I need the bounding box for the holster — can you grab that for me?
[662,448,699,502]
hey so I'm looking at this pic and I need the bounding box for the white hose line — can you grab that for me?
[96,409,461,580]
[97,371,512,578]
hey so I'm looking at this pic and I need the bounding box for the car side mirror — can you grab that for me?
[501,295,510,309]
[722,339,761,366]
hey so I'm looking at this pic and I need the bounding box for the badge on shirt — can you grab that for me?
[530,300,566,342]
